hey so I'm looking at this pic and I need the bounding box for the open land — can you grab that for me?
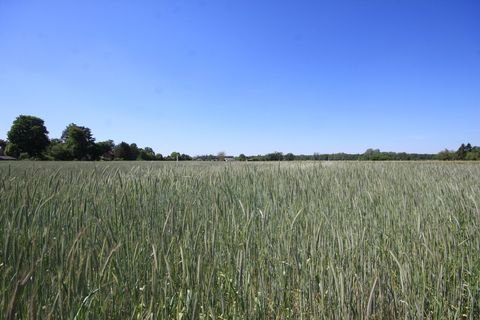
[1,161,479,319]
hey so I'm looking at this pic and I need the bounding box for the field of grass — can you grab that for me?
[1,161,479,319]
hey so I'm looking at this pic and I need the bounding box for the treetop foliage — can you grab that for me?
[6,115,50,158]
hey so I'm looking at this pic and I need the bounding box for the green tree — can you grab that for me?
[285,153,295,161]
[61,123,96,160]
[265,152,283,161]
[179,153,192,161]
[5,143,20,158]
[130,143,140,160]
[465,143,473,153]
[238,154,247,161]
[465,146,480,160]
[169,152,180,161]
[456,143,467,160]
[114,142,133,160]
[362,149,382,160]
[7,115,50,157]
[48,139,72,160]
[138,147,156,160]
[437,149,455,161]
[95,140,115,160]
[0,139,6,156]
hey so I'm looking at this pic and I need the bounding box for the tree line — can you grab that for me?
[0,115,479,161]
[0,115,181,161]
[240,147,480,161]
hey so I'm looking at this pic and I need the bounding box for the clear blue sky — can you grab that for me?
[1,0,479,156]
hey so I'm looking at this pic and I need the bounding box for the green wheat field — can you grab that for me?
[1,161,479,319]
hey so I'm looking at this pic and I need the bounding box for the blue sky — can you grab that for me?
[1,0,479,156]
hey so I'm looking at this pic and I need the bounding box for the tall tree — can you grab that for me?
[5,143,20,158]
[95,140,115,160]
[48,139,72,160]
[265,152,283,161]
[465,143,473,153]
[7,115,50,157]
[169,151,180,161]
[456,143,467,160]
[0,139,6,156]
[138,147,156,160]
[114,142,133,160]
[61,123,96,160]
[179,153,192,161]
[130,143,140,160]
[437,149,455,161]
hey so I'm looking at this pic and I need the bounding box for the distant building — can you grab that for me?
[224,156,236,162]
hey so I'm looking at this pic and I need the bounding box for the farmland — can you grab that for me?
[1,161,479,319]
